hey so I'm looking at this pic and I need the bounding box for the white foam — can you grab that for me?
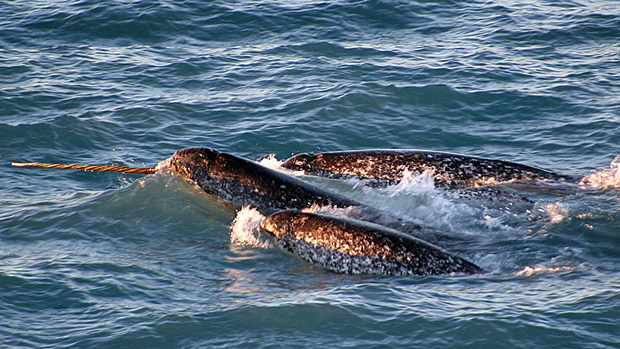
[258,154,305,176]
[349,171,491,234]
[514,264,582,277]
[540,202,570,224]
[300,203,363,219]
[229,206,271,248]
[388,169,437,195]
[257,154,283,170]
[155,156,174,173]
[482,214,507,230]
[579,156,620,190]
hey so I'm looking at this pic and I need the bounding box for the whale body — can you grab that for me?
[261,210,483,276]
[282,149,576,188]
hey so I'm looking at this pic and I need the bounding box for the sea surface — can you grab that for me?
[2,1,620,347]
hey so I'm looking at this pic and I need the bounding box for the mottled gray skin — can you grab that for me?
[283,149,576,188]
[261,210,483,276]
[166,148,361,215]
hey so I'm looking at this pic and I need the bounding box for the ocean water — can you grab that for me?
[2,0,620,347]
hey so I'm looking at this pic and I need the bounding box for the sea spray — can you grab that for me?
[580,156,620,190]
[514,264,584,277]
[230,206,271,248]
[257,154,285,171]
[351,170,493,235]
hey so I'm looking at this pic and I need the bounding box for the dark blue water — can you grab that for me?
[2,1,620,347]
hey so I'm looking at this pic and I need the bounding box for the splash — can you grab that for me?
[258,154,305,176]
[301,203,362,219]
[346,170,495,235]
[579,156,620,190]
[482,214,509,230]
[539,202,570,224]
[381,171,467,228]
[257,154,284,170]
[514,264,582,277]
[229,206,271,248]
[155,156,173,173]
[387,169,436,195]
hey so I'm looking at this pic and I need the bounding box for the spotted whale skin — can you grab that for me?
[261,210,483,276]
[283,149,576,187]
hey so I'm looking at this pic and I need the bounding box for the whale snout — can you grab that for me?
[171,148,218,164]
[260,215,277,235]
[261,210,300,237]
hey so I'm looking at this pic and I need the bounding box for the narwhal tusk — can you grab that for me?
[11,162,157,175]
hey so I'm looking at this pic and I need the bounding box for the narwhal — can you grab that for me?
[12,147,484,276]
[261,210,483,276]
[282,149,577,188]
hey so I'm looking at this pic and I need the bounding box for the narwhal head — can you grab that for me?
[260,209,302,238]
[163,147,220,180]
